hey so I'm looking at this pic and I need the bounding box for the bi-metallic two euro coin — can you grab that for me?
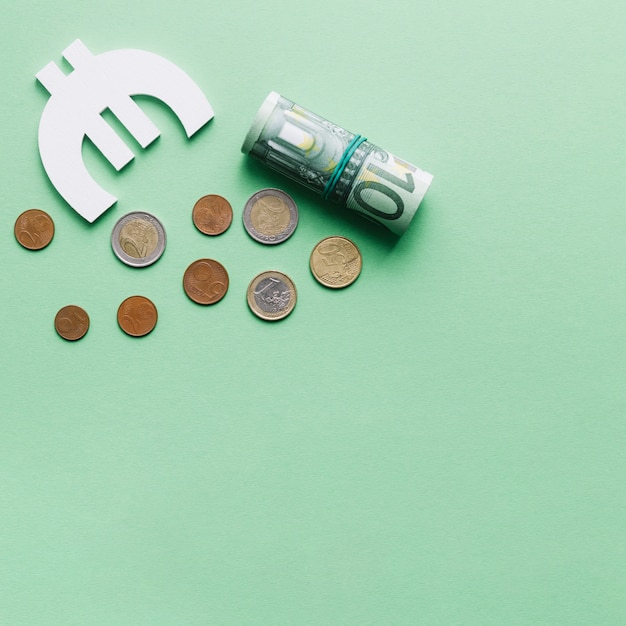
[243,188,298,245]
[111,212,166,267]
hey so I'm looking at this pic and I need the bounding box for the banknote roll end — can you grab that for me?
[241,91,281,154]
[387,168,434,236]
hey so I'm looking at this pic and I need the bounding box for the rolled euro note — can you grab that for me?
[241,92,433,236]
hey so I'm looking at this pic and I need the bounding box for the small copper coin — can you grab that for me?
[310,236,362,288]
[14,209,55,250]
[117,296,158,337]
[183,259,229,305]
[192,194,233,235]
[54,305,89,341]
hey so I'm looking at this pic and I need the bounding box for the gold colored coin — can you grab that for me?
[242,188,298,244]
[192,194,233,235]
[250,195,291,235]
[54,305,89,341]
[111,212,166,267]
[183,259,229,305]
[119,219,159,258]
[14,209,55,250]
[310,236,362,288]
[247,271,297,321]
[117,296,158,337]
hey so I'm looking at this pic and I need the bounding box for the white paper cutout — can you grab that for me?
[36,39,214,222]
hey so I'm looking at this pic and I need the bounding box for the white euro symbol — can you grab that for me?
[36,39,214,222]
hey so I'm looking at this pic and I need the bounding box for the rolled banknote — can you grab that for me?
[241,91,433,235]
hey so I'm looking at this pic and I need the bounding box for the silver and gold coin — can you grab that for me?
[242,188,298,244]
[247,271,297,321]
[111,211,166,267]
[310,236,362,288]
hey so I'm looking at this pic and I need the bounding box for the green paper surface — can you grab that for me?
[2,1,626,624]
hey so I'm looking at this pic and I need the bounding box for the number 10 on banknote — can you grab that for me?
[241,92,433,236]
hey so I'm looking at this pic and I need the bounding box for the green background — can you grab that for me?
[1,1,625,623]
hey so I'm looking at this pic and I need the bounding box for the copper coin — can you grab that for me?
[117,296,158,337]
[192,194,233,235]
[14,209,55,250]
[183,259,229,305]
[54,305,89,341]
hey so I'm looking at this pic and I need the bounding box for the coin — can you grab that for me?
[111,212,166,267]
[183,259,229,305]
[54,305,89,341]
[243,188,298,244]
[14,209,55,250]
[117,296,158,337]
[247,271,297,321]
[192,194,233,235]
[310,236,362,288]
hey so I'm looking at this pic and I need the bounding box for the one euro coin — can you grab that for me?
[247,270,297,321]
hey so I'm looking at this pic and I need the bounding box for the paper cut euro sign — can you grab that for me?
[36,39,214,222]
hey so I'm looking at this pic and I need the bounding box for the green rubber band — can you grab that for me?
[322,134,367,200]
